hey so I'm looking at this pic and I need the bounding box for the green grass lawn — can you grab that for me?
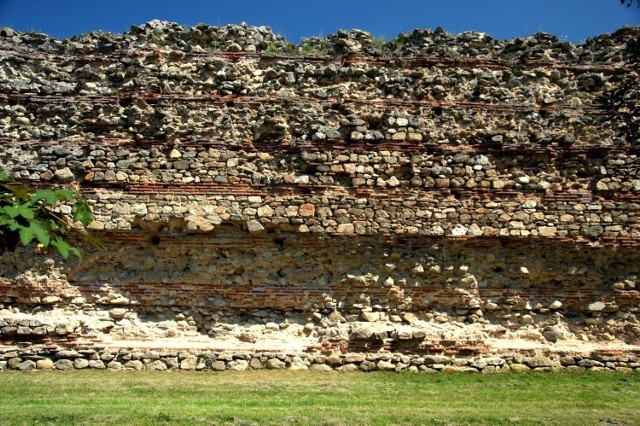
[0,370,638,425]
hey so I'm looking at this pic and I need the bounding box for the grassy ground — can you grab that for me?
[0,370,638,425]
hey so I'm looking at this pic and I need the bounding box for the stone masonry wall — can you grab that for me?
[1,21,640,371]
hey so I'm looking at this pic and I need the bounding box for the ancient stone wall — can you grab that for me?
[1,21,639,371]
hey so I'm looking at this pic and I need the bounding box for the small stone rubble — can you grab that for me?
[1,22,640,371]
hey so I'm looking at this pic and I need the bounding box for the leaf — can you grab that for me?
[50,238,70,260]
[50,238,81,260]
[19,220,50,247]
[17,203,35,220]
[69,246,81,258]
[0,173,100,259]
[48,219,61,232]
[32,189,76,205]
[77,230,105,249]
[0,217,20,231]
[31,189,58,205]
[3,184,34,202]
[54,189,76,202]
[1,205,19,218]
[73,200,93,227]
[19,225,36,245]
[31,220,50,246]
[0,203,34,220]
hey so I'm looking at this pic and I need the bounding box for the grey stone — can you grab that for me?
[309,363,333,372]
[249,358,264,370]
[337,363,359,372]
[173,160,190,170]
[549,300,563,310]
[589,302,606,311]
[36,359,54,369]
[2,327,17,335]
[7,358,21,369]
[73,358,90,369]
[148,360,168,371]
[124,360,145,370]
[352,324,375,339]
[288,356,308,371]
[326,356,343,367]
[107,361,124,370]
[164,357,179,369]
[210,361,227,371]
[524,357,552,368]
[377,360,395,371]
[578,359,597,368]
[179,356,198,370]
[265,358,285,369]
[56,350,81,359]
[17,360,36,371]
[560,356,576,366]
[54,167,75,182]
[581,226,604,237]
[424,355,451,365]
[508,364,531,372]
[142,351,160,360]
[54,359,74,370]
[246,220,264,232]
[227,360,248,371]
[543,327,563,342]
[89,360,106,369]
[109,308,127,319]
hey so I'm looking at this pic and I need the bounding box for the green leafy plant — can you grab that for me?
[205,40,220,52]
[265,44,278,54]
[300,41,315,55]
[300,39,331,55]
[0,170,103,260]
[283,42,296,54]
[368,36,387,51]
[388,34,409,51]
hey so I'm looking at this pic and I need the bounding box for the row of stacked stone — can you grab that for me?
[2,347,639,373]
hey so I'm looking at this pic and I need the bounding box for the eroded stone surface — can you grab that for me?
[0,22,639,365]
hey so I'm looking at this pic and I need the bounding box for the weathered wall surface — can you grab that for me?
[1,21,640,371]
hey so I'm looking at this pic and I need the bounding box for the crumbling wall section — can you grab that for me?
[1,22,640,370]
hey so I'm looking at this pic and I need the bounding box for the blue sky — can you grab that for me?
[0,0,639,43]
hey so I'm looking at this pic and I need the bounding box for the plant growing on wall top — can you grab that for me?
[0,171,103,260]
[620,0,640,7]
